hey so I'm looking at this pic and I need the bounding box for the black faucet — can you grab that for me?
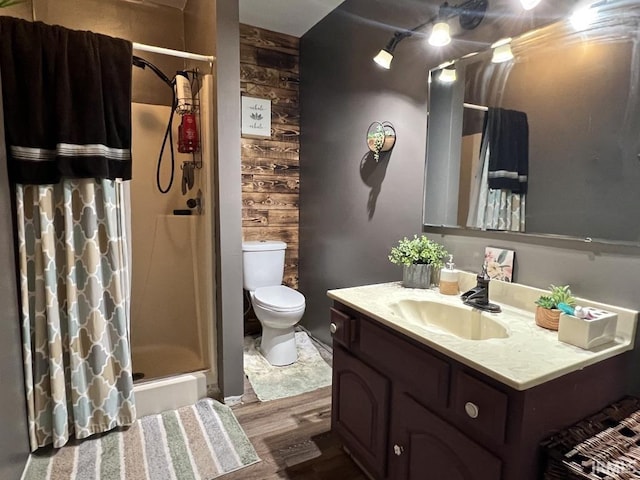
[461,268,502,313]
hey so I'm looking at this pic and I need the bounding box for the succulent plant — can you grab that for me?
[535,284,576,310]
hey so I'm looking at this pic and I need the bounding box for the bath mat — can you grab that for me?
[21,398,260,480]
[243,331,333,402]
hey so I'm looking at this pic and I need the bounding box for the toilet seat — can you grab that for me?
[253,285,305,312]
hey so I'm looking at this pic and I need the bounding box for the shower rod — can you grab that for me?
[132,42,215,64]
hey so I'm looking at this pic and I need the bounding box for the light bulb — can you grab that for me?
[491,42,514,63]
[520,0,542,10]
[439,67,457,83]
[570,5,597,30]
[373,49,393,69]
[429,22,451,47]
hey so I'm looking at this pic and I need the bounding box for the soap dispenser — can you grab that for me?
[439,254,459,295]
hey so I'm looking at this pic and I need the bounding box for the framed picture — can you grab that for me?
[483,247,515,282]
[241,96,271,138]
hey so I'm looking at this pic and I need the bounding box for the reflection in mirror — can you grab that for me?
[423,0,640,245]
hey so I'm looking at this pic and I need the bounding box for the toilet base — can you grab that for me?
[260,327,297,366]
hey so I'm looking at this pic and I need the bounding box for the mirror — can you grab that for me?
[423,1,640,245]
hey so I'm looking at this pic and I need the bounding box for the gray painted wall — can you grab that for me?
[299,0,432,345]
[0,73,29,480]
[300,0,640,395]
[212,0,244,399]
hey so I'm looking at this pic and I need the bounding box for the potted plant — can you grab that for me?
[389,235,448,288]
[534,284,576,330]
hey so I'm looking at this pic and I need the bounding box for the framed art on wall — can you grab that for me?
[241,96,271,138]
[483,246,515,282]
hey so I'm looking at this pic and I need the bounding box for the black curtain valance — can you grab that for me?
[0,16,132,184]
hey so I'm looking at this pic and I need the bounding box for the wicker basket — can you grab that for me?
[535,306,561,330]
[541,396,640,480]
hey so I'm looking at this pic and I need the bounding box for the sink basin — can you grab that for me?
[389,299,509,340]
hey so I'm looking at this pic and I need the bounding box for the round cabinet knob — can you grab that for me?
[393,444,404,456]
[465,402,480,419]
[330,323,337,334]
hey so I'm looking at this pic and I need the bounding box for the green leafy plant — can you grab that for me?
[388,235,448,268]
[367,123,385,161]
[535,284,576,310]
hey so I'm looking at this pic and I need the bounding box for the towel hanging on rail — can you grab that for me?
[0,16,133,184]
[483,107,529,193]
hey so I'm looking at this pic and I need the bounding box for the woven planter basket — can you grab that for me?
[535,306,561,330]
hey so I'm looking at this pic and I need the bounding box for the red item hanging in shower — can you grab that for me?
[178,113,199,153]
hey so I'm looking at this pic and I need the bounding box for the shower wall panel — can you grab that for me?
[130,102,210,380]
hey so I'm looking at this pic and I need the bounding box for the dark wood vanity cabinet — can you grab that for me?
[391,392,502,480]
[330,303,630,480]
[332,345,390,478]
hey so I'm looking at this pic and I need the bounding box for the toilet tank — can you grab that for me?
[242,240,286,291]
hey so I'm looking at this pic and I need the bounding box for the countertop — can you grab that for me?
[327,279,638,391]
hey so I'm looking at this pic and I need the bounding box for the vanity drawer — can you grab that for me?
[330,308,357,347]
[358,318,449,408]
[452,370,508,444]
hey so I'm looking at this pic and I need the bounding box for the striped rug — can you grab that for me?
[21,398,260,480]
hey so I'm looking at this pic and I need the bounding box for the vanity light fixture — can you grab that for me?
[439,66,457,83]
[374,31,412,69]
[491,38,514,63]
[570,1,598,30]
[520,0,542,10]
[373,0,488,69]
[438,61,457,83]
[429,21,452,46]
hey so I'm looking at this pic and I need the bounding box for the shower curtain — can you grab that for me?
[0,17,136,450]
[467,107,528,232]
[17,179,135,450]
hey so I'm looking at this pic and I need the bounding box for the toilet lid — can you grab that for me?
[253,285,305,312]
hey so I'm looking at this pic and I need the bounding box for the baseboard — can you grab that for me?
[224,394,243,407]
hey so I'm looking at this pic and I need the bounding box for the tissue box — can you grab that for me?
[558,310,618,350]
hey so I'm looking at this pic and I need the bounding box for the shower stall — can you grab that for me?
[130,72,216,416]
[1,0,223,423]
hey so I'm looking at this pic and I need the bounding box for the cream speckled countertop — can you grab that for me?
[327,277,638,391]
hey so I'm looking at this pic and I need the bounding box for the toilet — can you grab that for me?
[242,240,306,366]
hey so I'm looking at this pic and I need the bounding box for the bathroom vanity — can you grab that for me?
[328,279,638,480]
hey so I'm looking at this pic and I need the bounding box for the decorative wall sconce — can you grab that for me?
[373,0,488,69]
[366,122,396,160]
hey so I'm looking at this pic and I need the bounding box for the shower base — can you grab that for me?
[132,344,206,381]
[133,371,208,418]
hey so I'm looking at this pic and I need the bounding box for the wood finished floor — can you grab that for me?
[224,336,368,480]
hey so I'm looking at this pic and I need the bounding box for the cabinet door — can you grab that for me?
[390,393,502,480]
[333,345,390,479]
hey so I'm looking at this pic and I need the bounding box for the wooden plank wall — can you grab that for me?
[240,24,300,289]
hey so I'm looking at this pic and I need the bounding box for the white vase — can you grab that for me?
[402,264,432,289]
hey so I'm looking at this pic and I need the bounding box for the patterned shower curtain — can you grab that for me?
[466,107,528,232]
[17,178,136,451]
[469,143,526,232]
